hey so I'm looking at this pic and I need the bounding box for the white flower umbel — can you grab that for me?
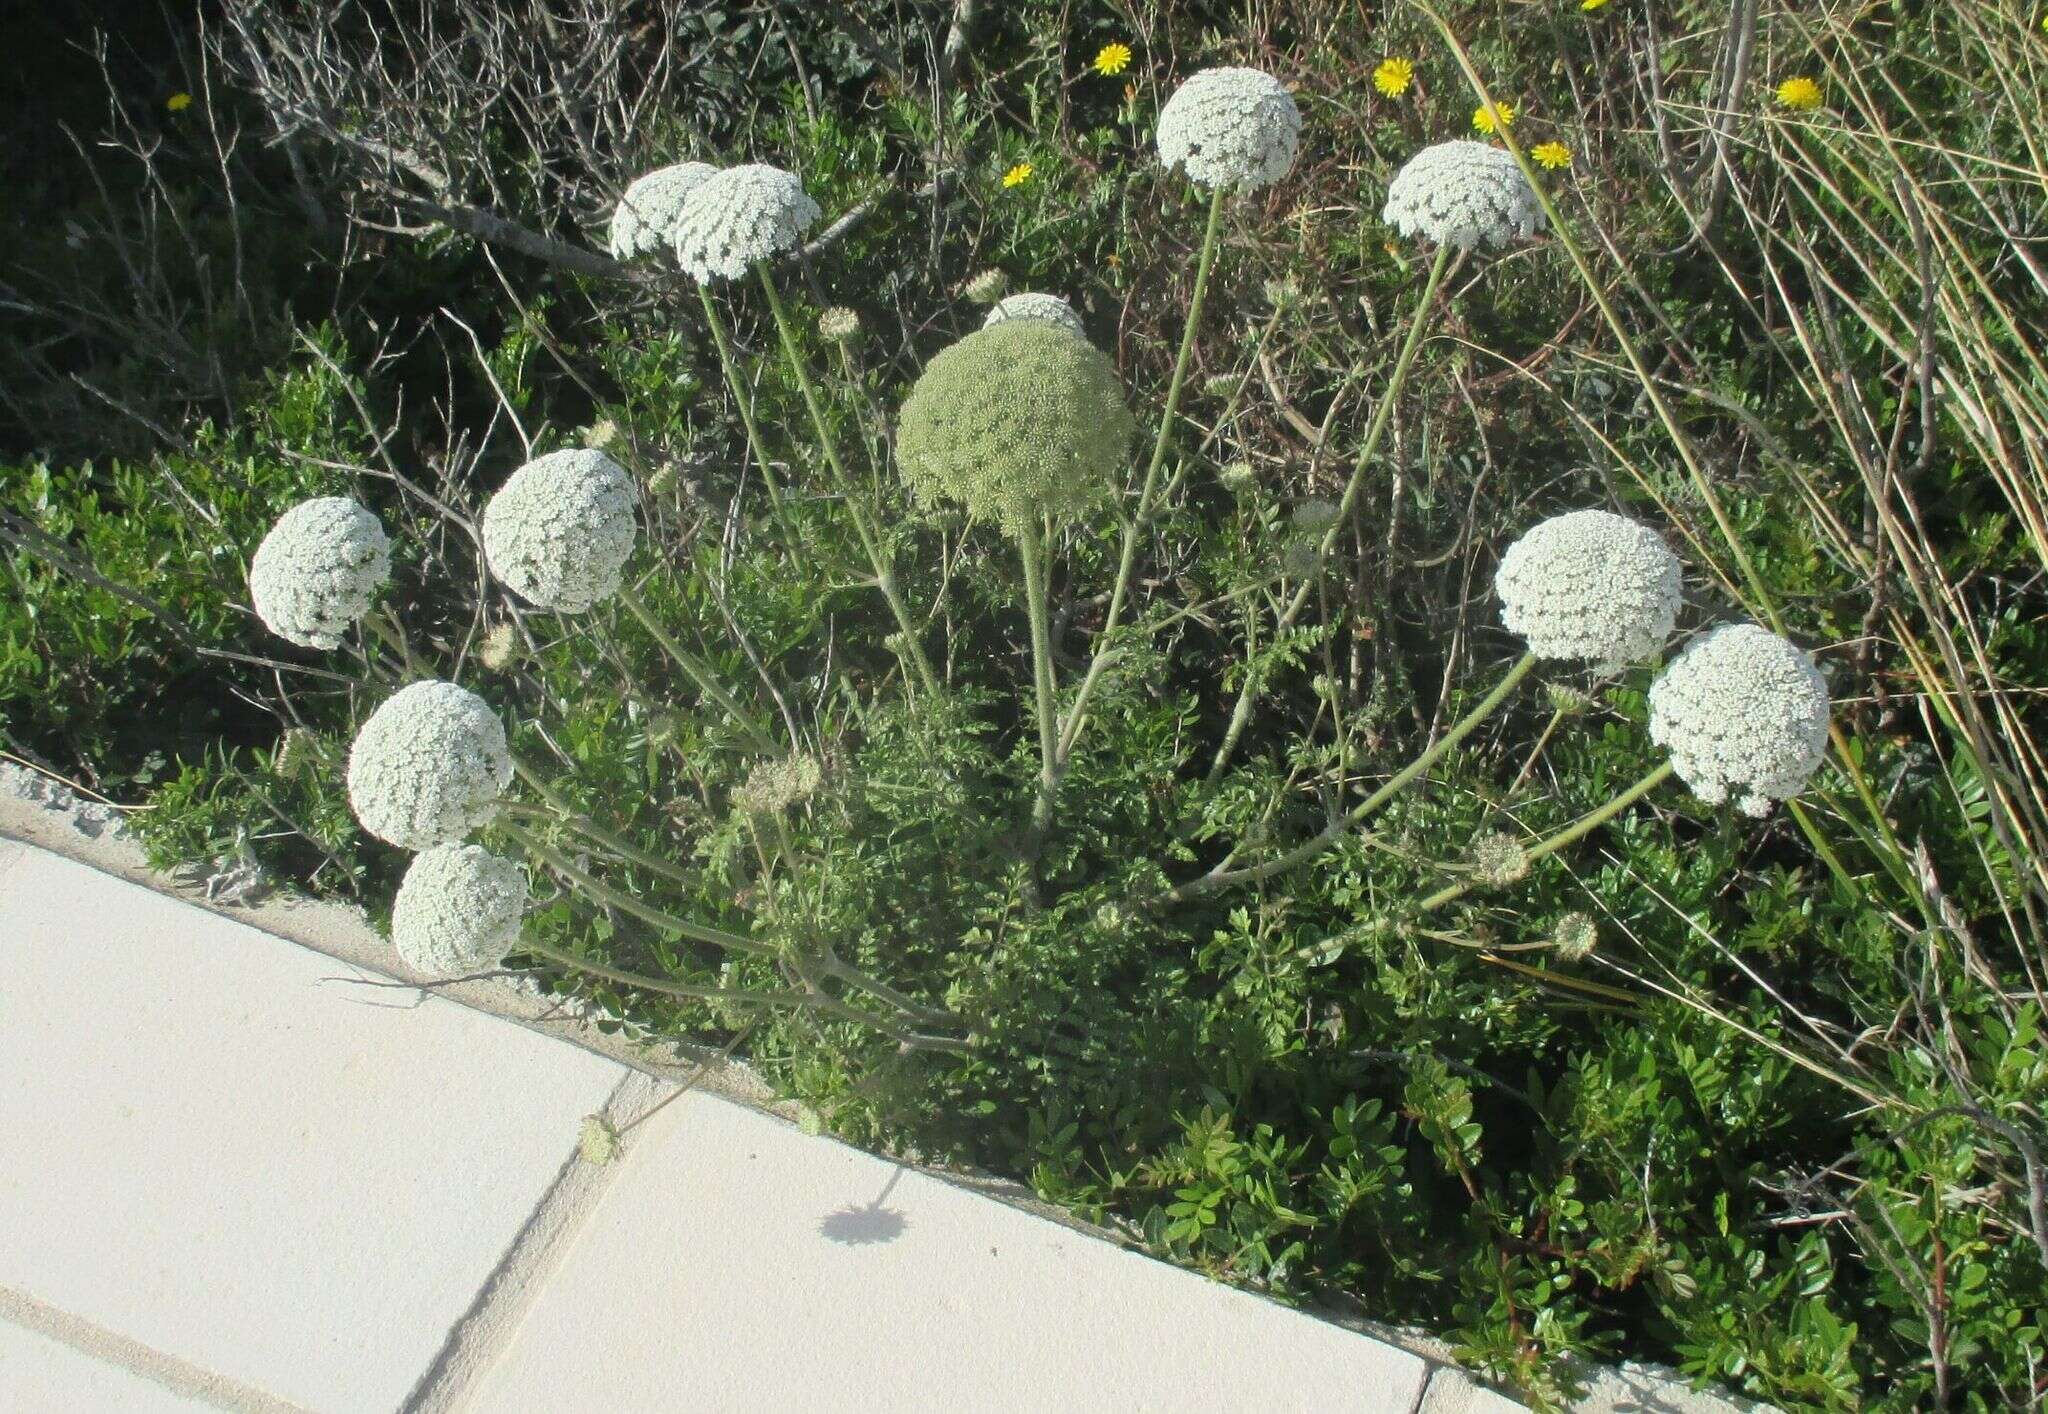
[671,163,822,282]
[1383,140,1544,251]
[249,497,391,649]
[482,449,639,613]
[1649,623,1831,816]
[608,162,717,260]
[982,292,1085,336]
[346,680,513,849]
[392,843,526,978]
[1496,509,1681,668]
[1157,67,1302,191]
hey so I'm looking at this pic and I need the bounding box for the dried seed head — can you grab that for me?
[963,268,1010,303]
[1550,912,1598,962]
[818,305,862,343]
[1467,832,1531,887]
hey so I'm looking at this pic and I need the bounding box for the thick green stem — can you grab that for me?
[754,263,942,697]
[507,820,966,1042]
[1413,759,1676,915]
[508,760,699,888]
[1206,240,1456,786]
[812,952,959,1030]
[1017,518,1061,838]
[505,819,776,957]
[697,284,784,508]
[522,937,806,1008]
[1058,186,1229,765]
[1159,651,1537,904]
[614,584,782,755]
[503,774,704,885]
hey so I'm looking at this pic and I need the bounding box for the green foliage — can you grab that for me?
[10,2,2048,1410]
[0,334,365,791]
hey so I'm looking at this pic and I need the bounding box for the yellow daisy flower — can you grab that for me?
[166,92,193,113]
[1002,162,1034,189]
[1472,100,1516,134]
[1774,76,1823,111]
[1373,57,1414,98]
[1532,141,1572,169]
[1093,42,1133,77]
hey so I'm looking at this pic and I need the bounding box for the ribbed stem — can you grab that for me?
[1206,240,1456,786]
[754,263,942,697]
[1159,652,1537,904]
[613,584,782,755]
[1017,517,1060,839]
[1058,186,1229,765]
[697,284,784,508]
[507,760,699,888]
[506,819,967,1043]
[504,819,775,957]
[522,937,805,1008]
[1413,759,1676,914]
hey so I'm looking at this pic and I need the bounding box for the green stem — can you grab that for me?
[1058,186,1229,765]
[1413,759,1676,914]
[1159,651,1537,904]
[1017,517,1060,837]
[697,284,784,509]
[754,263,942,697]
[522,937,806,1008]
[360,609,415,680]
[812,952,960,1030]
[613,584,782,754]
[1206,240,1457,785]
[1418,4,1776,627]
[505,819,776,958]
[507,760,700,888]
[507,819,965,1042]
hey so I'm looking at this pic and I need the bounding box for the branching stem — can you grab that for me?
[754,263,943,696]
[1206,240,1457,784]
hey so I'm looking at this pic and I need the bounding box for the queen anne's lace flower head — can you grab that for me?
[346,680,513,849]
[897,319,1136,534]
[1156,66,1303,190]
[482,449,639,613]
[983,292,1085,336]
[1495,509,1681,668]
[671,163,821,282]
[1383,140,1544,250]
[608,162,717,260]
[249,497,391,649]
[1648,623,1830,816]
[392,843,527,977]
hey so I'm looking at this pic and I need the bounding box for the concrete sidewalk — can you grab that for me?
[0,775,1753,1413]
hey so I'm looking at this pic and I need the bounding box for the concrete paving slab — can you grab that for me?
[468,1091,1435,1414]
[0,846,629,1412]
[0,1318,215,1412]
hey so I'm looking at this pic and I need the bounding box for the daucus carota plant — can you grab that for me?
[232,49,1829,1053]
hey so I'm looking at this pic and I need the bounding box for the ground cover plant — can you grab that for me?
[6,2,2048,1407]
